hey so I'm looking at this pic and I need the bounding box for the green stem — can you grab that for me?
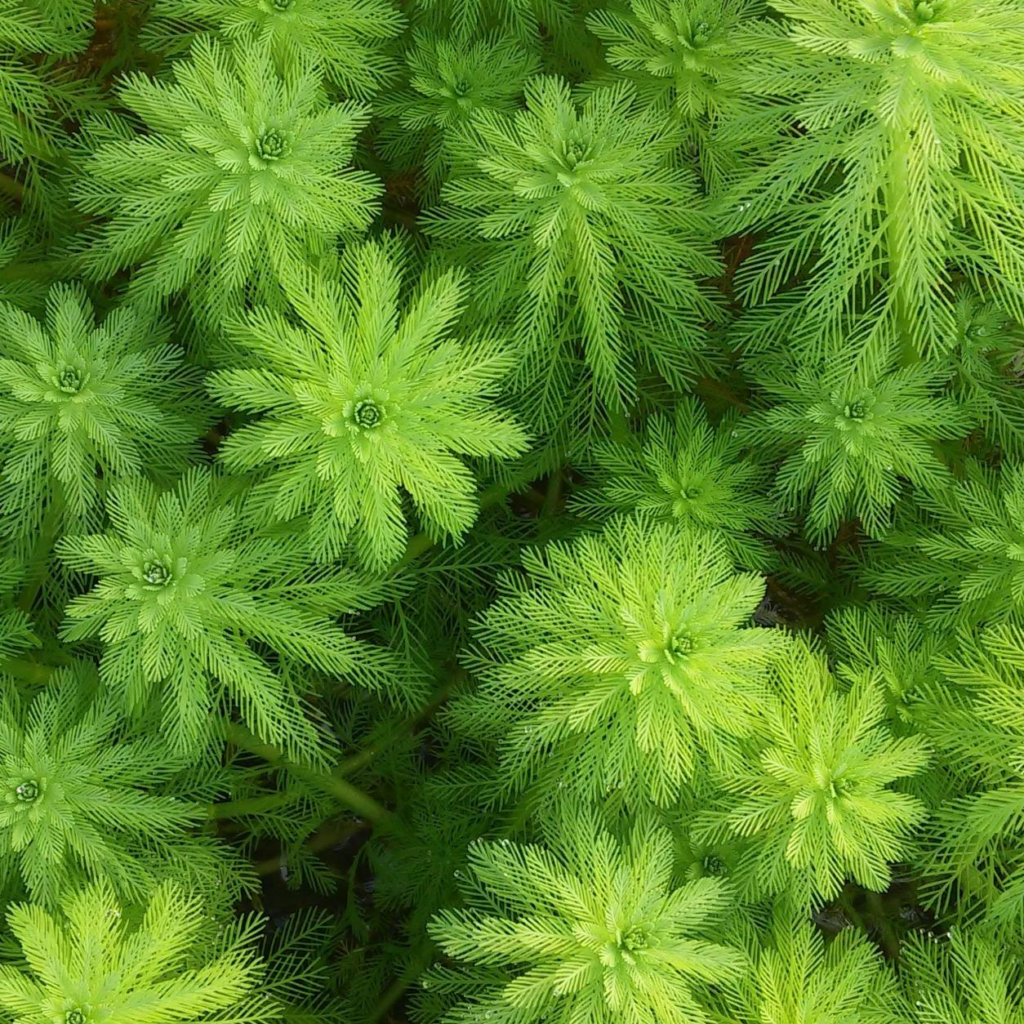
[335,671,464,778]
[0,657,56,685]
[17,492,65,612]
[369,942,435,1023]
[221,722,395,828]
[865,889,901,959]
[0,170,25,202]
[208,792,295,820]
[540,469,563,520]
[253,819,367,877]
[885,130,920,366]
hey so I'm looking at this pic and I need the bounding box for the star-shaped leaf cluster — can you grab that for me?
[700,638,930,902]
[72,37,381,325]
[0,671,245,908]
[422,813,746,1024]
[0,284,206,538]
[209,238,529,570]
[0,881,273,1024]
[451,516,782,805]
[425,75,722,427]
[57,468,397,762]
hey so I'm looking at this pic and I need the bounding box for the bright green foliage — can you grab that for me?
[722,0,1024,352]
[71,37,381,325]
[700,637,930,902]
[0,671,244,908]
[422,813,746,1024]
[209,239,529,570]
[915,631,1024,926]
[742,336,971,545]
[585,0,764,193]
[943,289,1024,456]
[826,606,947,729]
[713,903,893,1024]
[0,0,90,170]
[2,0,1024,1016]
[453,516,782,805]
[572,397,782,569]
[411,0,572,41]
[0,880,273,1024]
[0,283,205,538]
[674,829,750,892]
[21,0,96,35]
[888,929,1024,1024]
[861,459,1024,627]
[0,598,35,663]
[424,75,722,427]
[144,0,405,98]
[56,468,396,762]
[376,31,539,200]
[0,219,51,313]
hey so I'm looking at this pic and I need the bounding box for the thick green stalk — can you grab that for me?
[885,127,920,366]
[0,170,24,202]
[369,943,435,1023]
[16,491,65,612]
[334,672,464,777]
[208,792,296,820]
[254,820,367,877]
[221,721,395,828]
[0,657,55,685]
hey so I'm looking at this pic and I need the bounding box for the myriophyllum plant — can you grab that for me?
[451,515,783,806]
[712,903,894,1023]
[375,31,539,201]
[941,289,1024,456]
[585,0,767,193]
[0,672,245,909]
[572,396,782,570]
[721,0,1024,355]
[208,238,529,570]
[143,0,406,99]
[698,638,930,903]
[57,468,397,762]
[420,813,747,1024]
[861,459,1024,628]
[0,0,92,197]
[0,881,271,1024]
[889,929,1024,1024]
[72,37,381,326]
[742,330,971,546]
[906,628,1024,924]
[425,75,722,430]
[0,283,205,538]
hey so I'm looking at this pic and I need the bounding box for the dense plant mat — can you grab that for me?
[0,0,1022,1020]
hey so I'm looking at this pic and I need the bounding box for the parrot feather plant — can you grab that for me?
[720,0,1024,357]
[0,283,207,539]
[56,468,398,762]
[418,809,747,1024]
[0,0,1017,1020]
[424,75,722,435]
[71,37,381,326]
[207,237,530,570]
[450,515,783,807]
